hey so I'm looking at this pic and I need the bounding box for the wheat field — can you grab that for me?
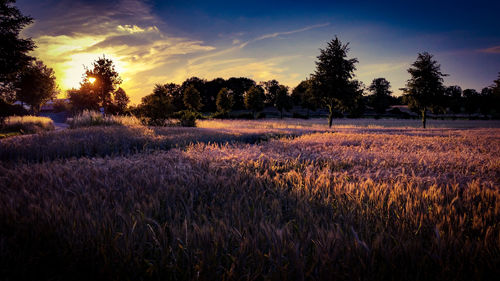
[0,119,499,280]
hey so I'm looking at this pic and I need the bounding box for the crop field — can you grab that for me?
[0,119,499,281]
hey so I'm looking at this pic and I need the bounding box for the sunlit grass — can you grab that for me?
[1,115,55,134]
[68,110,142,128]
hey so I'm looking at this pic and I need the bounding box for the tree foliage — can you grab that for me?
[444,85,462,114]
[401,52,447,128]
[244,86,265,118]
[311,36,359,127]
[84,56,122,113]
[0,0,35,102]
[15,60,57,112]
[367,77,392,115]
[107,87,129,115]
[216,87,234,114]
[274,85,292,119]
[136,84,177,125]
[183,84,203,112]
[292,79,317,117]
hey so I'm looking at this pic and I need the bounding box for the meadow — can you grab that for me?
[0,118,499,280]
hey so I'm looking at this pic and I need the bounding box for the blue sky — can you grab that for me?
[18,0,500,103]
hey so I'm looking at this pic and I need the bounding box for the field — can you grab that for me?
[0,118,499,281]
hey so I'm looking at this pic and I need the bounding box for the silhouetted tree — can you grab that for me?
[444,85,462,114]
[204,78,226,112]
[15,60,57,113]
[311,36,359,127]
[275,85,292,119]
[181,77,207,110]
[292,80,317,117]
[462,89,480,116]
[401,52,447,128]
[84,56,122,113]
[0,0,35,103]
[244,86,265,118]
[137,84,177,125]
[345,80,365,117]
[108,87,129,114]
[367,77,392,115]
[183,84,203,112]
[68,85,100,113]
[226,77,256,109]
[478,87,493,117]
[261,80,281,107]
[490,73,500,117]
[216,87,234,114]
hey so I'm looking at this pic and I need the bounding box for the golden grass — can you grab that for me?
[68,110,142,128]
[1,115,54,134]
[0,124,498,280]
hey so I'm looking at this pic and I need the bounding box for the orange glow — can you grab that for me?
[88,77,96,84]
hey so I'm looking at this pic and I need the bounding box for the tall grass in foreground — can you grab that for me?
[0,128,498,280]
[68,110,142,128]
[0,115,54,134]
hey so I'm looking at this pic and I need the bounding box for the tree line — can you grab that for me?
[2,0,499,128]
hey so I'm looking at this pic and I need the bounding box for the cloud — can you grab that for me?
[479,46,500,54]
[238,22,330,49]
[25,0,215,102]
[189,22,330,65]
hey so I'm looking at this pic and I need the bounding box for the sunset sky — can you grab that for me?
[18,0,500,103]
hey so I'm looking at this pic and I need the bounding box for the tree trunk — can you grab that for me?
[328,111,333,128]
[421,109,427,128]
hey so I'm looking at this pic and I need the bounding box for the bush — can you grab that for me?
[68,110,141,128]
[1,116,54,134]
[178,110,198,127]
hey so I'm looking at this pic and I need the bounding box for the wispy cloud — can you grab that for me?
[189,22,330,65]
[479,45,500,54]
[240,22,330,48]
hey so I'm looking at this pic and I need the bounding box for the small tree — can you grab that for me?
[84,56,122,113]
[244,86,265,118]
[216,87,234,114]
[401,52,447,128]
[183,84,203,112]
[274,85,292,119]
[367,77,392,115]
[311,36,359,127]
[16,60,57,113]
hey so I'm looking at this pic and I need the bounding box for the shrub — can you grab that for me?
[68,110,141,128]
[1,116,54,134]
[178,110,198,127]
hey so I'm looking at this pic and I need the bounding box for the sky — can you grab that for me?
[17,0,500,103]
